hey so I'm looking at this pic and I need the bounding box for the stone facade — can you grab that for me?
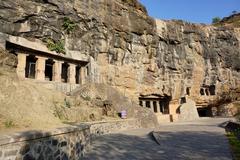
[0,119,140,160]
[0,33,91,89]
[139,95,176,123]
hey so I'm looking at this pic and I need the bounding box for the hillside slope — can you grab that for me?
[214,13,240,28]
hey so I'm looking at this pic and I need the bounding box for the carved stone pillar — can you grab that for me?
[150,101,154,112]
[16,53,27,79]
[80,66,86,85]
[156,101,161,113]
[35,56,46,81]
[68,64,76,84]
[142,101,146,108]
[53,60,63,82]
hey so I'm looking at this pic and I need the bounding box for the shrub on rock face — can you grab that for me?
[62,17,77,34]
[46,39,66,54]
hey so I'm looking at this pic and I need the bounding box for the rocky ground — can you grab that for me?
[83,118,233,160]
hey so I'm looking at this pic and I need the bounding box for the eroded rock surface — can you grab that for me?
[0,0,240,108]
[71,83,159,128]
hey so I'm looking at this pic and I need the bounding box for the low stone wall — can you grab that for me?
[0,119,140,160]
[0,125,90,160]
[88,119,141,138]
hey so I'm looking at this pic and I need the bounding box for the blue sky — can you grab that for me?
[139,0,240,24]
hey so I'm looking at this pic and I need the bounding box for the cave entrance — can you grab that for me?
[200,88,205,95]
[153,101,158,113]
[61,62,69,83]
[76,66,81,84]
[197,107,212,117]
[186,87,191,96]
[146,101,150,108]
[209,85,216,95]
[160,96,170,114]
[180,97,187,104]
[25,55,37,79]
[139,95,171,114]
[45,59,54,81]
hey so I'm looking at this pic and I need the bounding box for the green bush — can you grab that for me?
[82,96,91,101]
[64,98,71,108]
[46,39,65,54]
[226,133,240,159]
[4,120,15,128]
[62,17,77,34]
[212,17,221,24]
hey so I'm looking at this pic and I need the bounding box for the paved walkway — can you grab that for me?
[83,118,233,160]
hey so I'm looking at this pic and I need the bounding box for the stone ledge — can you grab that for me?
[88,118,141,138]
[0,119,139,146]
[85,118,137,125]
[0,119,140,159]
[0,124,89,146]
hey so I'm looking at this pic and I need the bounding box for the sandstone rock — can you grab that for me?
[71,83,159,128]
[0,47,17,70]
[178,99,200,122]
[0,0,239,119]
[218,102,240,117]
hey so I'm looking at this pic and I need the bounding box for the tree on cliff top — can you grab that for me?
[212,17,221,24]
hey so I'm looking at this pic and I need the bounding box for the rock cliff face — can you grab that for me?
[0,0,240,107]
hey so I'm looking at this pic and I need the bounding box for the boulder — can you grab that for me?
[178,99,199,122]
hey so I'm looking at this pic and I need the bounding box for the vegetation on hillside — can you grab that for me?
[45,17,77,54]
[213,13,240,28]
[225,101,240,160]
[227,133,240,159]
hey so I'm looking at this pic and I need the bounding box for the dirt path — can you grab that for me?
[83,118,233,160]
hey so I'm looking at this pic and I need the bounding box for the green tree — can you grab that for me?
[232,10,237,15]
[212,17,221,24]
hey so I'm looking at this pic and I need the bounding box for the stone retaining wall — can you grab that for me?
[88,119,141,138]
[0,119,140,160]
[0,125,90,160]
